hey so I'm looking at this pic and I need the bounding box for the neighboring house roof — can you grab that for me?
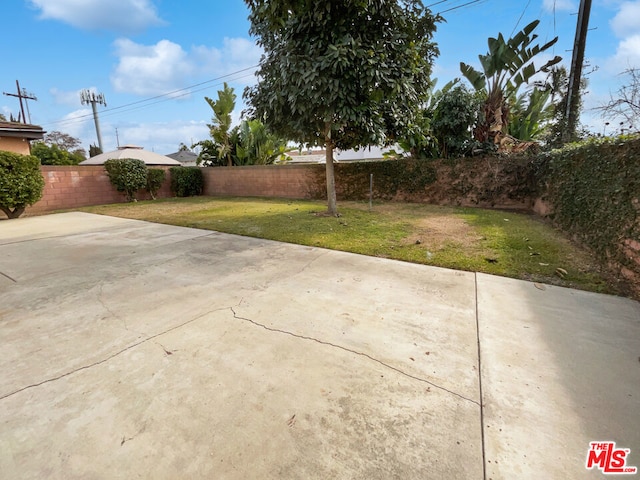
[79,145,181,166]
[166,150,198,164]
[0,121,45,140]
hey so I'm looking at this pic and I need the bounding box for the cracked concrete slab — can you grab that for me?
[0,213,483,479]
[477,273,640,479]
[2,212,639,479]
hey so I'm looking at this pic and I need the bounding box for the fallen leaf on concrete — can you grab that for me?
[534,283,546,291]
[409,357,415,361]
[287,414,296,427]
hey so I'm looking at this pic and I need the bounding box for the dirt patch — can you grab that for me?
[404,215,484,251]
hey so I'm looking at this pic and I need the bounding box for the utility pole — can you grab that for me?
[563,0,592,143]
[80,90,107,152]
[3,80,37,124]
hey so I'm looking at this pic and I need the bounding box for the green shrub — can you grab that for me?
[170,167,204,197]
[0,150,45,219]
[104,158,148,201]
[146,168,166,199]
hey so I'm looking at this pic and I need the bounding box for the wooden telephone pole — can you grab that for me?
[563,0,592,142]
[3,80,37,124]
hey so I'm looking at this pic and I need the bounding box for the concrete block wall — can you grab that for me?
[27,166,172,214]
[202,165,320,199]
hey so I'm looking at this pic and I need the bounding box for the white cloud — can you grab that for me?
[111,39,194,96]
[50,87,102,107]
[610,1,640,38]
[610,34,640,68]
[28,0,164,34]
[110,37,262,97]
[542,0,576,13]
[606,2,640,71]
[55,108,93,140]
[110,120,209,154]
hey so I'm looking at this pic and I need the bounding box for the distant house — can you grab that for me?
[79,145,181,166]
[166,150,199,167]
[0,121,44,155]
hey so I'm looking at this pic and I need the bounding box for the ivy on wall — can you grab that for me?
[538,136,640,269]
[311,156,536,205]
[336,158,437,199]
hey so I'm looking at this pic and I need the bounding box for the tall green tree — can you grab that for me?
[205,82,236,167]
[31,142,85,165]
[245,0,440,215]
[460,20,561,146]
[89,143,102,157]
[43,131,86,159]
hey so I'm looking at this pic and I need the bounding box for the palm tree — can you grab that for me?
[460,20,561,145]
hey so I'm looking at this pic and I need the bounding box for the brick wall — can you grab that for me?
[26,166,172,214]
[202,164,321,199]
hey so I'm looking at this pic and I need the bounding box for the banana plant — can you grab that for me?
[204,82,236,166]
[508,87,553,141]
[460,19,561,144]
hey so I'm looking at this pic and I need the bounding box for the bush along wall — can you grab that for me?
[0,150,45,218]
[170,166,204,197]
[537,136,640,291]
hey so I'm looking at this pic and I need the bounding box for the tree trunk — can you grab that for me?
[324,123,338,216]
[1,205,25,219]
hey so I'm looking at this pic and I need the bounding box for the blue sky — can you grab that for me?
[2,0,639,154]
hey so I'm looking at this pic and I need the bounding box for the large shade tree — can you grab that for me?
[244,0,440,215]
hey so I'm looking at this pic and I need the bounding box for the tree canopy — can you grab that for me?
[31,142,85,165]
[244,0,440,214]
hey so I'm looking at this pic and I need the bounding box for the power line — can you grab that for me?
[511,0,533,37]
[437,0,486,15]
[41,66,258,128]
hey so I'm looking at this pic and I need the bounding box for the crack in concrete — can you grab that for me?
[229,306,481,407]
[97,284,131,332]
[474,273,487,480]
[0,270,17,283]
[0,307,227,401]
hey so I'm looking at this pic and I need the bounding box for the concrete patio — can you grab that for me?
[1,212,638,479]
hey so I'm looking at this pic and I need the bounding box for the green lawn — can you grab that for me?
[79,196,614,295]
